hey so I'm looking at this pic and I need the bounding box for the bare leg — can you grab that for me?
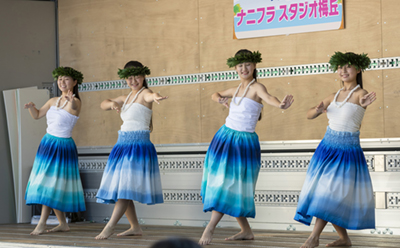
[301,218,328,248]
[326,224,352,247]
[95,199,130,240]
[117,201,143,236]
[30,205,51,235]
[47,209,70,233]
[199,211,224,245]
[225,217,254,241]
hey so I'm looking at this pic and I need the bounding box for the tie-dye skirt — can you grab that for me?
[96,130,163,205]
[294,126,375,230]
[201,125,261,218]
[25,133,86,212]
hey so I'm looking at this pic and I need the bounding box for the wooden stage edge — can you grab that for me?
[0,223,399,248]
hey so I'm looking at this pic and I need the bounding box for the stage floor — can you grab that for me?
[0,223,399,248]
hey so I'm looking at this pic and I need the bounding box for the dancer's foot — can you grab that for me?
[301,235,319,248]
[199,226,215,245]
[47,223,70,233]
[326,238,352,247]
[95,225,115,240]
[225,230,254,241]
[117,227,143,236]
[30,223,47,235]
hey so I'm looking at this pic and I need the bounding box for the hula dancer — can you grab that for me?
[199,49,294,245]
[294,52,376,248]
[95,61,167,240]
[25,67,86,235]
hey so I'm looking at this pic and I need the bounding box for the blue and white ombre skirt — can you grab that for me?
[294,126,375,230]
[201,125,261,218]
[96,130,163,205]
[25,133,86,212]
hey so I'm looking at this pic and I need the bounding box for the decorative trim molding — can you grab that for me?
[366,155,375,171]
[40,82,58,98]
[254,191,300,206]
[261,155,311,171]
[77,57,400,92]
[163,189,203,204]
[83,189,98,202]
[158,155,204,172]
[79,157,107,172]
[79,154,376,172]
[261,155,374,171]
[83,189,301,206]
[84,190,400,208]
[387,193,400,209]
[386,155,400,172]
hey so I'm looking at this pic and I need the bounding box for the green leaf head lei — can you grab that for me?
[227,50,262,68]
[118,66,151,79]
[52,67,84,84]
[329,52,371,72]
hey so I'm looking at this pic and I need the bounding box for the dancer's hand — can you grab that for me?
[64,90,75,102]
[111,101,121,113]
[315,101,326,114]
[279,95,294,109]
[24,102,36,109]
[218,97,229,108]
[153,93,168,104]
[360,91,376,107]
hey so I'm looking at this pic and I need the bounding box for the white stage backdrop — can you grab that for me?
[3,87,49,223]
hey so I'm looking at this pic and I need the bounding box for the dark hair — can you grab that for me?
[356,72,363,89]
[150,237,201,248]
[234,49,262,121]
[60,67,81,100]
[124,60,152,131]
[124,61,149,88]
[234,49,258,81]
[72,84,81,100]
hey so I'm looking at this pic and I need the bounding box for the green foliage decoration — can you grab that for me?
[227,51,262,68]
[329,52,371,72]
[117,66,151,79]
[52,67,84,84]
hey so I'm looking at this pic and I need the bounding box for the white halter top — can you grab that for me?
[46,106,79,138]
[225,97,263,132]
[327,86,365,132]
[120,103,152,131]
